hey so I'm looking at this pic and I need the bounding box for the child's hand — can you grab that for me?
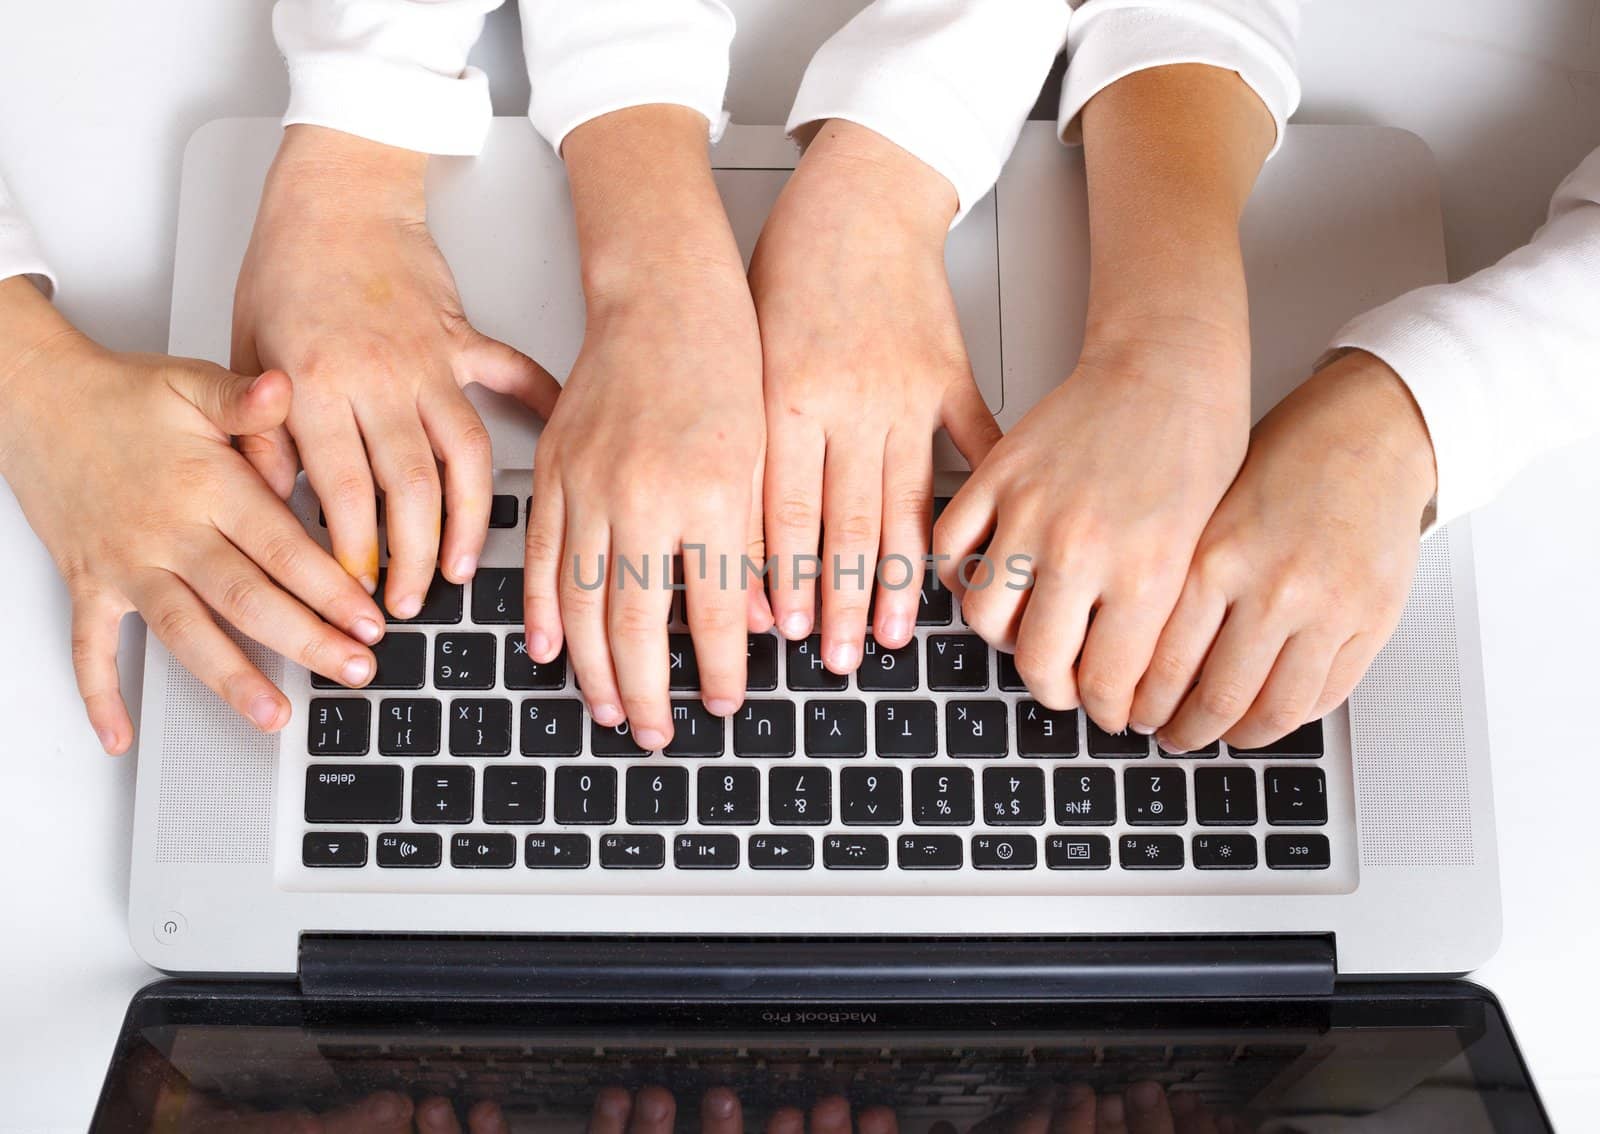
[0,277,386,753]
[233,125,561,615]
[1134,349,1437,752]
[750,120,1000,671]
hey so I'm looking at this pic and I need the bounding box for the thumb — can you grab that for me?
[459,332,563,420]
[172,363,292,437]
[940,379,1003,470]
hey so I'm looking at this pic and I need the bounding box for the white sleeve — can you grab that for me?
[0,175,55,298]
[1060,0,1304,158]
[520,0,737,154]
[273,0,502,155]
[1329,147,1600,526]
[786,1,1071,226]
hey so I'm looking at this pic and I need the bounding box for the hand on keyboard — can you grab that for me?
[1134,350,1436,753]
[748,119,1000,672]
[0,276,384,753]
[232,125,561,616]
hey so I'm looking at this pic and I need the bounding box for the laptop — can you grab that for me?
[88,118,1547,1131]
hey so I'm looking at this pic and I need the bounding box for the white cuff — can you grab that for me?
[283,57,494,156]
[0,201,56,300]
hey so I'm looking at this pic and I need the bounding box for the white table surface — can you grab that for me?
[2,2,1598,1130]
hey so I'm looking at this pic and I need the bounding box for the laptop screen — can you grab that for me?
[92,982,1549,1133]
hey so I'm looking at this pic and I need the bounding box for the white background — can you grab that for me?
[1,1,1598,1130]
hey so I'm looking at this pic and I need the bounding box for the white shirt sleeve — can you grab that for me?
[0,175,56,298]
[1330,146,1600,526]
[520,0,737,154]
[274,0,502,155]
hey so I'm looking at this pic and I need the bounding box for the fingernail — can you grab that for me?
[1128,1082,1163,1113]
[705,698,738,717]
[634,727,668,750]
[1065,1083,1094,1107]
[881,616,910,645]
[419,1099,451,1131]
[781,612,810,639]
[528,630,553,661]
[1129,721,1155,736]
[358,574,378,596]
[829,642,858,671]
[392,594,422,620]
[591,703,622,727]
[1156,735,1187,754]
[352,618,383,645]
[340,655,374,686]
[1098,1095,1124,1122]
[248,695,282,731]
[246,372,265,394]
[707,1090,737,1118]
[453,554,477,580]
[367,1094,405,1123]
[96,726,119,753]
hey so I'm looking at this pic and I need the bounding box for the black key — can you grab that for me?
[1231,721,1324,759]
[698,766,760,825]
[1087,721,1150,758]
[927,634,988,691]
[308,698,370,757]
[379,570,463,625]
[912,767,974,826]
[451,832,517,868]
[553,766,617,825]
[592,720,650,757]
[746,634,780,691]
[875,700,938,758]
[768,767,831,825]
[434,633,496,689]
[1266,833,1331,869]
[734,701,795,757]
[305,765,402,824]
[1046,834,1111,870]
[946,700,1008,757]
[525,833,590,868]
[1124,767,1187,825]
[1194,768,1258,826]
[519,699,583,757]
[488,494,519,528]
[665,700,725,757]
[1119,833,1184,870]
[1193,833,1258,870]
[314,632,426,690]
[472,567,523,622]
[804,700,868,758]
[504,635,566,690]
[675,833,740,870]
[824,833,889,870]
[982,767,1045,825]
[1017,701,1078,758]
[917,572,953,626]
[749,833,814,870]
[600,833,665,869]
[667,634,700,692]
[787,636,846,691]
[376,831,441,868]
[1053,767,1117,825]
[482,766,545,824]
[449,698,512,757]
[972,834,1037,870]
[1161,739,1219,759]
[858,638,918,692]
[302,832,367,868]
[897,834,963,870]
[1265,768,1328,825]
[625,766,689,825]
[378,698,441,756]
[840,767,903,825]
[412,766,473,823]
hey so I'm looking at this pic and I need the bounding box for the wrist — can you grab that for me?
[793,118,957,239]
[262,125,428,225]
[1309,349,1439,503]
[0,276,96,475]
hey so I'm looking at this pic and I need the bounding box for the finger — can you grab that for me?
[1311,631,1383,719]
[1077,580,1184,734]
[874,428,934,649]
[607,526,677,747]
[1094,1091,1128,1134]
[767,1108,806,1134]
[685,509,753,717]
[319,1091,414,1134]
[423,385,494,583]
[170,364,292,437]
[940,376,1002,470]
[416,1096,464,1134]
[70,591,134,755]
[524,462,566,663]
[296,404,381,594]
[560,513,623,727]
[1055,1084,1098,1134]
[237,424,301,500]
[930,477,996,601]
[589,1088,634,1134]
[746,458,774,634]
[808,1097,853,1134]
[1129,580,1228,738]
[953,520,1030,653]
[466,1100,510,1134]
[1223,630,1344,751]
[1010,568,1096,711]
[361,409,442,619]
[858,1108,900,1134]
[459,330,563,421]
[700,1088,743,1134]
[1158,603,1286,754]
[763,418,825,641]
[819,439,883,674]
[1167,1093,1217,1134]
[627,1087,677,1134]
[1122,1083,1175,1134]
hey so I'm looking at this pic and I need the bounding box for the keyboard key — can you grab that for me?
[376,831,441,868]
[675,833,740,870]
[996,652,1027,692]
[698,766,760,825]
[982,767,1045,825]
[377,698,440,756]
[858,638,918,691]
[768,767,831,825]
[451,832,516,868]
[1087,722,1150,758]
[625,766,689,825]
[553,766,617,825]
[525,833,589,868]
[946,700,1008,757]
[412,766,473,823]
[314,632,426,690]
[1017,701,1078,757]
[804,700,867,758]
[600,833,665,869]
[875,700,937,758]
[449,698,512,757]
[1124,768,1187,825]
[1266,833,1331,869]
[840,767,903,825]
[504,635,566,690]
[927,635,988,691]
[302,832,367,868]
[482,766,545,824]
[749,834,814,870]
[667,634,700,692]
[665,701,725,757]
[308,698,370,757]
[434,633,496,689]
[1046,834,1111,870]
[897,834,963,870]
[488,494,519,529]
[787,636,846,691]
[824,834,889,870]
[1119,833,1184,870]
[734,701,795,757]
[912,767,974,826]
[1193,833,1258,870]
[380,570,463,625]
[1194,768,1258,826]
[308,766,406,829]
[746,634,780,691]
[1054,768,1117,825]
[1231,720,1324,759]
[917,573,953,626]
[1265,768,1328,825]
[972,834,1037,870]
[592,720,650,757]
[519,699,583,757]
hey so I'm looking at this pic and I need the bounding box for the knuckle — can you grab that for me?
[609,601,664,643]
[832,509,878,547]
[772,492,819,535]
[218,573,267,625]
[452,419,493,464]
[523,527,562,567]
[326,468,372,513]
[151,603,199,647]
[1260,700,1305,736]
[1197,680,1248,722]
[294,633,333,675]
[254,530,304,581]
[394,459,440,499]
[1010,643,1057,689]
[689,600,743,636]
[1076,667,1126,711]
[1147,648,1195,687]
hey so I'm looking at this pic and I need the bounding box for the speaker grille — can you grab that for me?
[1349,531,1474,868]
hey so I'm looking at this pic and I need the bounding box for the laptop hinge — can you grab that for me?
[298,934,1336,1002]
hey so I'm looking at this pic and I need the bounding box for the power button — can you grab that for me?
[153,911,187,945]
